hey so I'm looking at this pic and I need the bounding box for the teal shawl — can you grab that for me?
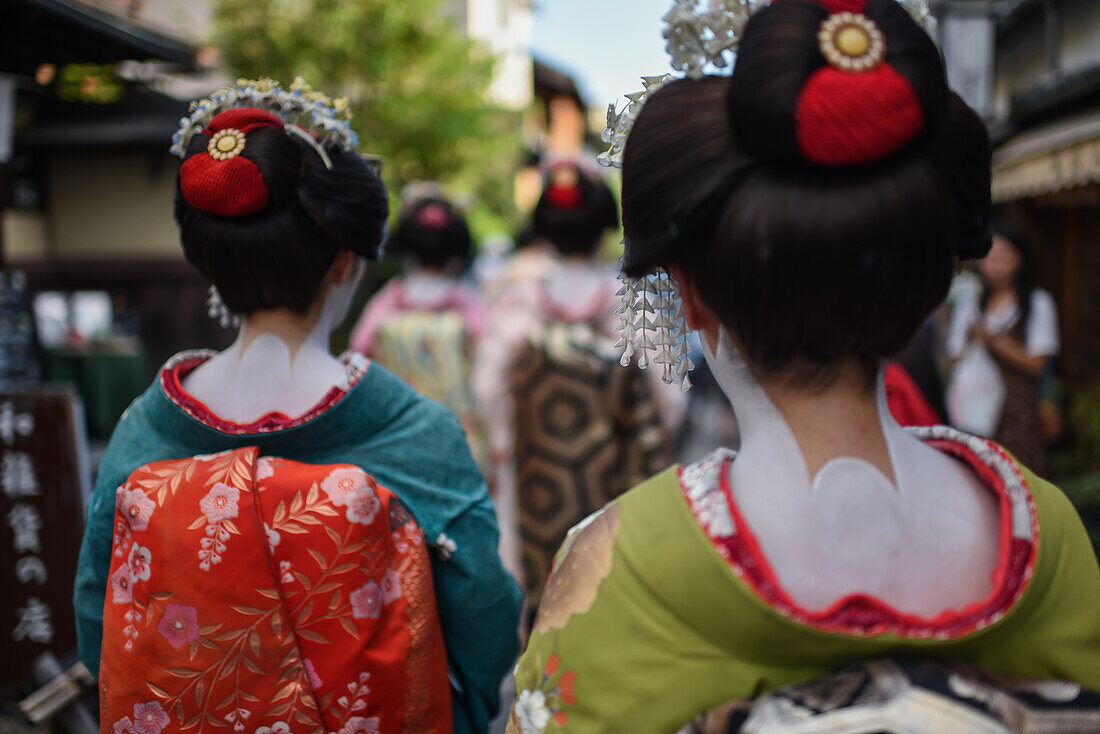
[75,358,522,734]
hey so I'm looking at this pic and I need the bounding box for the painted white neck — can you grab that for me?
[183,262,364,423]
[702,329,1000,615]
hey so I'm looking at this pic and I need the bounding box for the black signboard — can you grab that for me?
[0,386,88,694]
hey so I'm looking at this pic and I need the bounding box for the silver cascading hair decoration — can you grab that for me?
[600,0,934,391]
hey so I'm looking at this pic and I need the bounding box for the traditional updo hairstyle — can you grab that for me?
[174,108,389,316]
[532,162,620,257]
[621,0,992,385]
[389,195,472,271]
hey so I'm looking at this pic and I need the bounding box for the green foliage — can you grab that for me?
[212,0,520,239]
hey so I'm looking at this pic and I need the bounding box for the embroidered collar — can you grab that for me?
[680,426,1038,640]
[159,350,370,436]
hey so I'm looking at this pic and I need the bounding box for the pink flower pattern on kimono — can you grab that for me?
[380,568,403,604]
[321,467,367,507]
[111,716,137,734]
[132,701,170,734]
[304,658,323,690]
[116,486,156,532]
[199,482,240,523]
[345,484,381,525]
[338,716,380,734]
[127,543,152,583]
[110,564,133,605]
[156,603,200,649]
[255,456,276,480]
[350,581,382,619]
[264,523,280,553]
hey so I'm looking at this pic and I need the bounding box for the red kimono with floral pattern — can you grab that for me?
[100,447,452,734]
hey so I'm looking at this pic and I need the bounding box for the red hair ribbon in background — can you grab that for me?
[179,108,284,217]
[545,165,583,210]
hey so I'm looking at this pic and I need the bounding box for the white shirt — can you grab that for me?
[946,288,1060,359]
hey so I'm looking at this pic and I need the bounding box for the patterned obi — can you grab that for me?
[100,448,452,734]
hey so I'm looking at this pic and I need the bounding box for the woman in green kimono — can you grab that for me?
[509,1,1100,732]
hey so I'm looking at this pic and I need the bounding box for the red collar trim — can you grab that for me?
[159,350,369,435]
[680,426,1038,639]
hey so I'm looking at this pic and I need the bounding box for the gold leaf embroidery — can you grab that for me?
[146,682,169,699]
[270,610,283,637]
[296,600,315,626]
[297,629,330,644]
[534,503,622,634]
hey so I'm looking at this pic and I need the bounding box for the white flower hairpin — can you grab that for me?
[171,77,359,160]
[603,0,934,390]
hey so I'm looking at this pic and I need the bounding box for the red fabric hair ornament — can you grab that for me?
[794,0,925,166]
[179,108,285,217]
[545,165,583,210]
[415,203,452,229]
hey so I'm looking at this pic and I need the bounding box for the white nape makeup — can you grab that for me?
[703,328,1001,617]
[182,257,365,424]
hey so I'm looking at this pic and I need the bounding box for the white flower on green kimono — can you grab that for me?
[514,689,551,733]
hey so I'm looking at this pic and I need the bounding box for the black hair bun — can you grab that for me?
[175,125,390,316]
[297,148,389,261]
[390,196,472,269]
[532,163,619,256]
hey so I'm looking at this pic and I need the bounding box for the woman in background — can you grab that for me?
[947,222,1060,473]
[350,189,488,471]
[474,162,673,619]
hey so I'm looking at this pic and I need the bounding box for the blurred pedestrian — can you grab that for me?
[473,162,674,621]
[946,222,1060,474]
[350,188,489,471]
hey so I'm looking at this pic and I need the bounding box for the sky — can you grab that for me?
[530,0,673,111]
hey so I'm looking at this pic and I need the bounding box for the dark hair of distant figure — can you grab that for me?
[532,163,620,257]
[174,124,389,316]
[620,0,992,386]
[983,219,1036,336]
[389,197,473,271]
